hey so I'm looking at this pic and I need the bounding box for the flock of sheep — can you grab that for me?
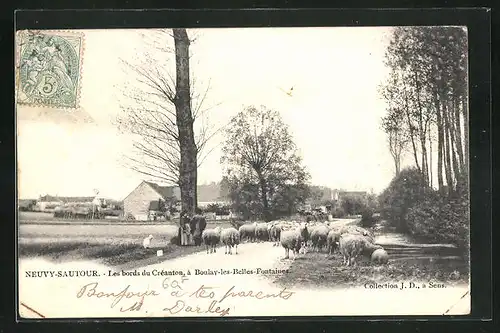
[196,220,389,266]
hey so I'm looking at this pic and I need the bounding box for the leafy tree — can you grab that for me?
[341,195,368,216]
[380,26,468,196]
[205,203,231,215]
[221,105,310,221]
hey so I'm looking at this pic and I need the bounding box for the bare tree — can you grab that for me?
[116,29,219,221]
[381,108,408,176]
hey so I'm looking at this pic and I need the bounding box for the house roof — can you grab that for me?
[124,181,223,203]
[144,181,179,200]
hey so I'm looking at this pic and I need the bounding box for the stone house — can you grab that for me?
[123,181,180,221]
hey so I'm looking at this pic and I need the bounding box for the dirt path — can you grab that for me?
[140,241,292,291]
[137,218,362,289]
[18,218,470,318]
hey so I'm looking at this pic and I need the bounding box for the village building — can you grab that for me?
[123,181,231,221]
[35,195,96,212]
[123,181,181,221]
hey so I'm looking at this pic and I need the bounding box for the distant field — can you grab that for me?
[18,218,234,268]
[19,211,56,221]
[17,211,228,225]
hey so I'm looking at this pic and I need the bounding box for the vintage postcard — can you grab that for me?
[16,27,471,319]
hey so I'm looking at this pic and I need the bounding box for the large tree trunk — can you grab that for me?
[414,71,429,184]
[173,28,198,244]
[428,122,433,188]
[403,95,421,172]
[461,95,469,176]
[389,134,400,176]
[454,94,465,172]
[442,102,454,195]
[257,171,271,221]
[435,92,444,192]
[448,99,461,193]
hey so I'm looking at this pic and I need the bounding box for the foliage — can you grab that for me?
[379,166,469,253]
[360,208,375,228]
[204,203,231,216]
[378,167,430,232]
[331,206,346,218]
[341,195,367,216]
[406,191,469,255]
[221,105,311,221]
[380,26,468,194]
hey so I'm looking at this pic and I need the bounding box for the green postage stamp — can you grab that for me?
[16,30,84,109]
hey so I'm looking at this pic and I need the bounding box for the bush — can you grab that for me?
[405,188,469,255]
[378,167,430,232]
[331,206,346,218]
[341,195,368,215]
[360,208,375,227]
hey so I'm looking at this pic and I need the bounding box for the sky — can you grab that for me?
[16,27,411,200]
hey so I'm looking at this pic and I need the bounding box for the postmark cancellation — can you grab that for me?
[16,30,84,109]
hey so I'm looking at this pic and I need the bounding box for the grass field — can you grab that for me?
[18,220,234,269]
[274,249,469,288]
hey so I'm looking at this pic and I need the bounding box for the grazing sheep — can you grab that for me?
[338,234,365,266]
[269,223,282,246]
[339,225,374,243]
[326,229,341,255]
[370,248,389,264]
[255,222,270,242]
[339,233,383,266]
[221,227,240,255]
[280,223,309,259]
[238,222,257,242]
[143,235,153,249]
[201,227,222,254]
[310,225,330,252]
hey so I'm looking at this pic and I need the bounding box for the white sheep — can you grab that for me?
[255,222,270,242]
[143,235,153,249]
[339,225,375,243]
[326,229,341,255]
[280,223,309,259]
[221,227,240,255]
[238,222,257,242]
[309,224,330,252]
[339,233,383,266]
[202,227,222,254]
[371,248,389,264]
[269,223,282,246]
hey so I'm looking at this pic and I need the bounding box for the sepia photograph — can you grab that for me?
[16,26,471,318]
